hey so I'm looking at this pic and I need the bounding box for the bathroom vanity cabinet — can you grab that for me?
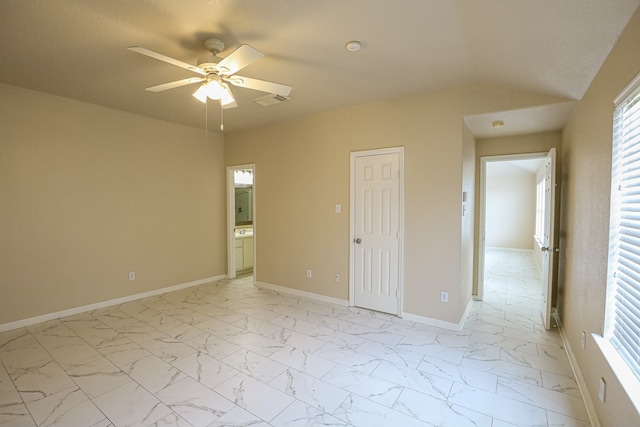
[234,228,254,271]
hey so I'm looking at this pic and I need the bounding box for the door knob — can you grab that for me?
[355,238,362,244]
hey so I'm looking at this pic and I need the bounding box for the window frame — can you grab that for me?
[598,70,640,414]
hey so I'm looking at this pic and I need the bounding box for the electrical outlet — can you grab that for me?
[599,377,606,402]
[334,274,340,283]
[128,271,135,281]
[440,291,449,303]
[581,331,586,350]
[306,269,312,279]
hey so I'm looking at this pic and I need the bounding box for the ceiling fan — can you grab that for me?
[128,37,292,111]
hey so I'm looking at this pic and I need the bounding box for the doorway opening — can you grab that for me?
[477,152,553,327]
[227,165,255,281]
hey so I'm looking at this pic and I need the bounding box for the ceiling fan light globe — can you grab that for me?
[219,84,236,106]
[204,81,226,100]
[192,85,208,103]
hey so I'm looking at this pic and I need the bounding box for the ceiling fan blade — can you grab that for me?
[215,44,264,76]
[226,75,292,97]
[146,77,205,92]
[128,46,206,76]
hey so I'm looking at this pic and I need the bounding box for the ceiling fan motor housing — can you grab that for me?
[197,55,220,73]
[198,38,226,73]
[203,37,225,53]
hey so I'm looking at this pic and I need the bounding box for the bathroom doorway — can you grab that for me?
[227,164,255,280]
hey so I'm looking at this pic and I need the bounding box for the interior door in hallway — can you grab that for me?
[542,148,557,329]
[351,149,402,315]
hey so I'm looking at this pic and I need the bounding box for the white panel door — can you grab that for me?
[353,152,400,314]
[542,148,557,329]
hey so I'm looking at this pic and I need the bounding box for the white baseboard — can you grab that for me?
[403,298,475,331]
[0,275,226,333]
[256,281,476,331]
[555,314,601,427]
[255,281,349,306]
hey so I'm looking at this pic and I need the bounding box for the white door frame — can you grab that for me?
[227,164,256,281]
[349,147,405,315]
[477,152,545,301]
[541,148,557,330]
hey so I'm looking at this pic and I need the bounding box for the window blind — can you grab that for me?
[607,78,640,383]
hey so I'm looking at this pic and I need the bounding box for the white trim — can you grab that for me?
[255,281,348,306]
[226,167,236,279]
[555,315,601,427]
[349,147,405,315]
[403,298,474,332]
[0,275,226,333]
[593,334,640,416]
[614,70,640,106]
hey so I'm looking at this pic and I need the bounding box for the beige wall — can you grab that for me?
[0,83,227,325]
[485,165,536,249]
[559,6,640,425]
[476,132,561,159]
[225,84,568,324]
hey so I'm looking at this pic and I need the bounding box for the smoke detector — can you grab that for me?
[345,41,362,52]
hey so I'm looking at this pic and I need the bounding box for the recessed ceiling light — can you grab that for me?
[492,120,505,128]
[345,41,362,52]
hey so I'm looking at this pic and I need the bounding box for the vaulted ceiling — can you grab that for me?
[1,0,638,134]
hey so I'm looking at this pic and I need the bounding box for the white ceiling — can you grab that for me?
[1,0,638,134]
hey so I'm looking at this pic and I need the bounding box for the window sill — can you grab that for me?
[592,334,640,414]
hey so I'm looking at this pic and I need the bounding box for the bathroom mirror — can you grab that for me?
[234,169,253,226]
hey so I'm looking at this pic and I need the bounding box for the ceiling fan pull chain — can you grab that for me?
[205,97,208,137]
[220,105,224,132]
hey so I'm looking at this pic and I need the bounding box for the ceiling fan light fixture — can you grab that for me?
[193,81,237,108]
[206,81,228,100]
[192,84,209,103]
[218,83,236,106]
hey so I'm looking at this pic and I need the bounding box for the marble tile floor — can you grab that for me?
[0,248,590,426]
